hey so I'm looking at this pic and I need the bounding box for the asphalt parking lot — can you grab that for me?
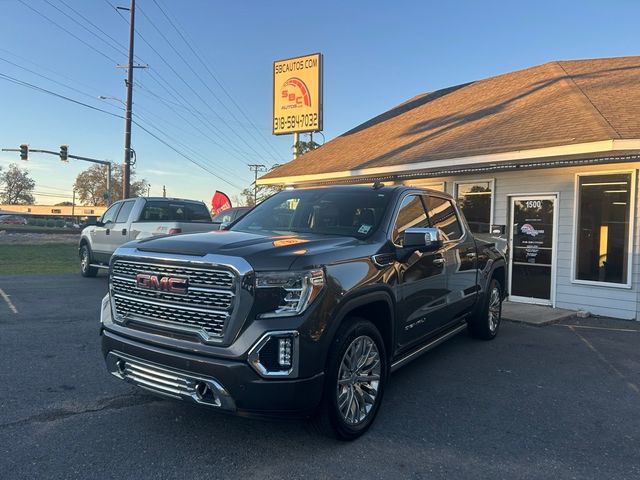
[1,273,639,480]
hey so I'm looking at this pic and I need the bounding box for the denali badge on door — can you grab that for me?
[135,274,189,295]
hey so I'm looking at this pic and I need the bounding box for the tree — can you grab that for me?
[73,163,147,205]
[0,163,36,204]
[294,139,320,156]
[239,165,285,207]
[54,201,74,206]
[240,183,283,207]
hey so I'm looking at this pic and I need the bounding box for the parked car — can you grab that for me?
[99,185,506,439]
[0,214,28,225]
[79,197,214,277]
[210,206,251,230]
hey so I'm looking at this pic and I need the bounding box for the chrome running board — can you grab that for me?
[390,323,467,372]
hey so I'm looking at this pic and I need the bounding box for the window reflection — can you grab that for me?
[576,173,632,284]
[456,181,492,233]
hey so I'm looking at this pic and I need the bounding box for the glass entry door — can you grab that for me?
[508,196,557,305]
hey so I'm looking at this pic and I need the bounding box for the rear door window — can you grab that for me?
[426,195,463,241]
[114,200,135,223]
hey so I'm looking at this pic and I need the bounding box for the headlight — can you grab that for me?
[255,269,324,318]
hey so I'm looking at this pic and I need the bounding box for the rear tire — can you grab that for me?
[80,244,98,277]
[314,317,387,441]
[467,278,502,340]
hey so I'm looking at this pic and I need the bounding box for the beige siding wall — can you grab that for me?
[400,161,639,320]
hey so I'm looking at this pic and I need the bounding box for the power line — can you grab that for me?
[0,47,120,100]
[151,0,283,163]
[0,55,121,109]
[42,0,128,59]
[0,71,245,190]
[136,5,275,167]
[0,72,124,119]
[104,1,261,165]
[135,78,259,162]
[16,0,119,65]
[133,110,246,182]
[58,0,131,58]
[132,119,245,191]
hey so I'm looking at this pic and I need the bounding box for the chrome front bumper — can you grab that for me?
[106,350,236,411]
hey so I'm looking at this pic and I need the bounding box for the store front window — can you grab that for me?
[575,172,633,285]
[456,181,493,233]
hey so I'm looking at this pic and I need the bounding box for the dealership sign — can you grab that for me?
[272,53,323,135]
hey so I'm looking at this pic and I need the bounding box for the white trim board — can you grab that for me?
[258,139,640,185]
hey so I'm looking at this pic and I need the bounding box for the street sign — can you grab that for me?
[272,53,323,135]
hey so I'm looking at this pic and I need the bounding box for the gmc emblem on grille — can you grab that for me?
[136,274,189,295]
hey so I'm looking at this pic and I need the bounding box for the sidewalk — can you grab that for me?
[502,301,576,326]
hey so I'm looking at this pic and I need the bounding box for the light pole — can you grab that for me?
[147,183,151,197]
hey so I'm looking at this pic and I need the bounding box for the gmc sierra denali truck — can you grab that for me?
[100,185,506,440]
[79,197,213,277]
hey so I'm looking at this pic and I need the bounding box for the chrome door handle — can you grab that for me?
[433,258,445,267]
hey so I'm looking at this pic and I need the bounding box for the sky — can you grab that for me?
[0,0,639,206]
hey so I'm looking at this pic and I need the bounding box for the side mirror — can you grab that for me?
[403,227,443,251]
[95,219,105,227]
[220,221,231,231]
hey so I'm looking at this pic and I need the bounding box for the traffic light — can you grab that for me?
[19,144,28,161]
[60,145,68,162]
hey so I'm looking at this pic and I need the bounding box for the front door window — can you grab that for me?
[509,197,556,304]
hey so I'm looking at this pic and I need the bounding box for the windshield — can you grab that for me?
[231,188,391,238]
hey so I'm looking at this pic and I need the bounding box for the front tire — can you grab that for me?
[80,244,98,277]
[314,318,387,440]
[468,278,502,340]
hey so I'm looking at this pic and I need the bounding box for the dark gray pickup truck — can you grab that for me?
[99,185,506,440]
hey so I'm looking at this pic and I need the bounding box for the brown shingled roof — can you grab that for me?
[261,56,640,183]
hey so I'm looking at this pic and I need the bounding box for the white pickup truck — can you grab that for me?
[79,197,214,277]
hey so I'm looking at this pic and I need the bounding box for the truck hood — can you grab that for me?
[131,229,363,271]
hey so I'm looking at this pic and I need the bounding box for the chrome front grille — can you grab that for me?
[110,258,238,341]
[112,260,234,288]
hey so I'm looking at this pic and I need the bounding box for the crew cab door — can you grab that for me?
[392,194,449,351]
[90,202,121,262]
[425,194,478,320]
[107,199,136,252]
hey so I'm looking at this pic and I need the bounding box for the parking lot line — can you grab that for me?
[0,288,18,314]
[556,324,638,333]
[568,325,640,396]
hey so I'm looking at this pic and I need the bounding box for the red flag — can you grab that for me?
[211,191,232,215]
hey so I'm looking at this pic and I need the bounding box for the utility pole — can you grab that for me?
[122,0,136,199]
[248,164,267,205]
[293,132,300,159]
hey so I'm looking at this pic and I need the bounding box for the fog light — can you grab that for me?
[278,337,292,368]
[248,330,299,378]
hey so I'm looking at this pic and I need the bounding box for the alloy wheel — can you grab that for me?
[336,335,381,425]
[488,286,501,332]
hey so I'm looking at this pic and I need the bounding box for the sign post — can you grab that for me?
[272,53,323,156]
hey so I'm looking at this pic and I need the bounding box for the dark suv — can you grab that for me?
[100,185,506,440]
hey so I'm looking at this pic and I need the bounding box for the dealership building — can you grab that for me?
[259,56,640,320]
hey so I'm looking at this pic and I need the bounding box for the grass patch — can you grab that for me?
[0,243,79,275]
[0,224,80,234]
